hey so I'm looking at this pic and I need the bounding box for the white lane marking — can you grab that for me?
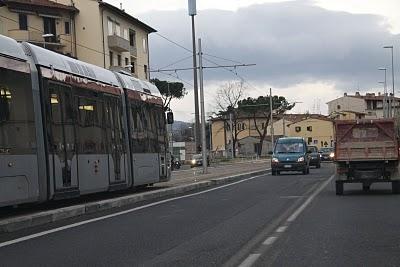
[238,254,261,267]
[276,226,287,233]
[287,174,334,223]
[262,236,278,246]
[0,171,271,249]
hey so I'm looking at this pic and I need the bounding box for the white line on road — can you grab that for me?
[238,254,261,267]
[287,175,334,223]
[275,226,287,233]
[262,236,278,246]
[0,171,271,249]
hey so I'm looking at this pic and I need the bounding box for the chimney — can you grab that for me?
[378,92,381,96]
[355,92,360,96]
[344,92,347,96]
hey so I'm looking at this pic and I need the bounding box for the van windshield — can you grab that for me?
[275,140,304,153]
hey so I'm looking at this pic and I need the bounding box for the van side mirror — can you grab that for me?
[167,112,174,124]
[268,151,273,155]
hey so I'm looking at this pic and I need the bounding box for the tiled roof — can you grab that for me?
[0,0,79,12]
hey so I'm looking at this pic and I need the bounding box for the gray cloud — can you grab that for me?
[142,1,400,92]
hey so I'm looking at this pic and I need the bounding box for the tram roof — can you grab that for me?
[22,42,120,87]
[115,72,162,97]
[0,34,28,61]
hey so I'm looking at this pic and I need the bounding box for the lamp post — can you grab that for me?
[188,0,200,153]
[379,67,388,118]
[384,46,395,117]
[42,33,54,50]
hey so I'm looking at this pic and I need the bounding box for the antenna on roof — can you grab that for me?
[120,2,124,11]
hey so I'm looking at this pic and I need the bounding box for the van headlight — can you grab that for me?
[272,157,279,163]
[297,157,305,162]
[329,152,335,158]
[191,159,196,164]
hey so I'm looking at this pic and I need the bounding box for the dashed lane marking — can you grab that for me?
[262,236,278,246]
[275,226,288,233]
[238,254,261,267]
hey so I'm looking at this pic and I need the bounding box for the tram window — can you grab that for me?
[76,94,105,154]
[0,64,36,154]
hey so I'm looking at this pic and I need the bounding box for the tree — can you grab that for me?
[238,95,295,156]
[213,81,247,157]
[151,78,186,111]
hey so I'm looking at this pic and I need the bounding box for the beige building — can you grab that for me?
[0,0,79,57]
[0,0,155,80]
[327,92,400,120]
[211,113,333,156]
[286,115,334,149]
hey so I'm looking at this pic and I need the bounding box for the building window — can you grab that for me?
[313,140,318,145]
[129,30,136,47]
[115,23,121,36]
[307,137,312,145]
[109,51,113,66]
[117,54,122,66]
[337,105,341,110]
[295,126,301,132]
[19,14,28,30]
[130,59,136,74]
[123,29,128,40]
[125,58,129,66]
[108,19,113,35]
[307,126,312,132]
[261,122,265,129]
[65,21,70,34]
[144,65,148,79]
[143,38,147,53]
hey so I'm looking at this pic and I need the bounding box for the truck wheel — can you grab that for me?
[317,163,321,169]
[272,170,277,176]
[392,181,400,194]
[277,171,280,175]
[362,185,370,192]
[336,181,344,195]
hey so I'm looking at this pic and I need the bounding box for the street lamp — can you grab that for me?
[384,46,395,116]
[379,67,388,118]
[42,33,54,50]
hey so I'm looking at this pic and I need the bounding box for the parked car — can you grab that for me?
[190,154,210,168]
[319,147,334,161]
[308,145,321,168]
[270,137,310,175]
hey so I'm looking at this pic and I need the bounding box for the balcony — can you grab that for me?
[8,29,65,48]
[108,34,130,52]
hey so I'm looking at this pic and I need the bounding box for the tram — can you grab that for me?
[0,34,171,207]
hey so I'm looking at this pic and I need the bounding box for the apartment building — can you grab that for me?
[0,0,156,80]
[0,0,79,57]
[327,92,400,119]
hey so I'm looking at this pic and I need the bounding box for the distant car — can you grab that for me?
[319,147,334,161]
[270,137,310,175]
[308,145,321,168]
[190,154,210,168]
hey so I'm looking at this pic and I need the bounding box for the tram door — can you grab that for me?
[47,83,79,192]
[105,96,126,184]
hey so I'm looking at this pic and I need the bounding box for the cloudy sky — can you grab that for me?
[106,0,400,121]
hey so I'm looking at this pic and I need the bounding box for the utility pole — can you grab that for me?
[379,68,388,118]
[188,0,201,153]
[270,88,274,148]
[198,38,207,174]
[229,112,234,159]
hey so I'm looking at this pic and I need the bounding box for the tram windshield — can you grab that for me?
[0,59,36,154]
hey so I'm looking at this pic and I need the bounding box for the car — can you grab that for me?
[270,137,310,175]
[190,154,210,168]
[319,147,334,161]
[308,145,321,168]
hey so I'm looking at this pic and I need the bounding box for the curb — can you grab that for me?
[0,169,270,234]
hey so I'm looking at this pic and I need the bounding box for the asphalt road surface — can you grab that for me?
[2,163,396,266]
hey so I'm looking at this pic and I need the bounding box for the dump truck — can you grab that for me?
[334,119,400,195]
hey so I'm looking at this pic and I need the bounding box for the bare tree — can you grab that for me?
[213,81,247,157]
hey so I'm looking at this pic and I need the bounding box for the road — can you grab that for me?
[0,163,398,266]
